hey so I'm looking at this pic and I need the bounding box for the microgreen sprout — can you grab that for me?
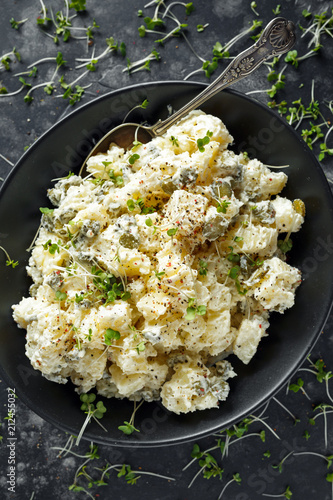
[135,341,146,354]
[127,198,155,214]
[248,414,280,440]
[3,5,333,497]
[280,81,328,137]
[10,17,28,30]
[76,393,107,445]
[86,59,98,71]
[246,66,286,98]
[312,403,333,449]
[271,450,295,473]
[141,12,188,45]
[116,464,140,484]
[69,0,86,12]
[75,38,124,70]
[0,246,19,268]
[288,377,311,400]
[43,239,61,254]
[85,328,93,342]
[84,19,100,42]
[94,461,175,487]
[184,20,262,80]
[19,51,67,102]
[250,2,259,17]
[187,444,223,487]
[199,260,208,276]
[262,485,293,498]
[128,153,140,165]
[27,51,66,69]
[304,357,333,382]
[301,357,333,403]
[106,166,124,186]
[197,130,213,152]
[60,78,86,106]
[66,442,103,497]
[293,451,333,469]
[285,46,321,68]
[185,297,206,320]
[300,9,333,50]
[227,265,247,295]
[36,0,50,26]
[55,290,67,302]
[272,397,299,425]
[125,49,160,74]
[169,135,179,147]
[217,472,241,499]
[162,2,194,18]
[277,237,293,253]
[118,399,144,435]
[167,227,178,237]
[0,84,25,98]
[48,7,73,43]
[319,141,333,162]
[197,24,209,32]
[104,328,121,345]
[154,270,165,281]
[184,413,271,484]
[126,198,135,210]
[122,99,149,123]
[318,121,333,161]
[0,47,21,71]
[326,472,333,483]
[90,265,129,305]
[217,199,231,214]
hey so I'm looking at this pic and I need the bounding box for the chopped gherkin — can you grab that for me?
[211,180,233,199]
[203,213,229,241]
[161,179,178,195]
[293,198,306,217]
[251,201,276,224]
[161,168,198,195]
[119,233,140,249]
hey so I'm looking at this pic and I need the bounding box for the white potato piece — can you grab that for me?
[245,257,302,312]
[161,359,236,414]
[271,195,304,233]
[233,315,269,364]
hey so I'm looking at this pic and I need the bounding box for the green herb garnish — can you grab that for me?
[199,260,208,276]
[104,328,121,345]
[197,130,213,152]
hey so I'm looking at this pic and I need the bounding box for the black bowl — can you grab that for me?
[1,81,333,447]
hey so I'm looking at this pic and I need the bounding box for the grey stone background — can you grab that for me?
[0,0,333,499]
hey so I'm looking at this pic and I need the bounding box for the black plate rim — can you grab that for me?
[1,80,333,447]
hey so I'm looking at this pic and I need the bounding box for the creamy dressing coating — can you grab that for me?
[12,110,304,414]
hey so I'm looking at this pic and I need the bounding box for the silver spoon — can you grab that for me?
[81,17,295,170]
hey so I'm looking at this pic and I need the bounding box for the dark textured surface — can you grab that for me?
[0,1,333,499]
[1,82,333,451]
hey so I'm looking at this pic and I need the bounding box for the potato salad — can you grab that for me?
[12,110,304,414]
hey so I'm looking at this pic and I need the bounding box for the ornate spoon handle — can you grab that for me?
[151,17,296,137]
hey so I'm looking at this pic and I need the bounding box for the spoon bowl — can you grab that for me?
[86,123,153,153]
